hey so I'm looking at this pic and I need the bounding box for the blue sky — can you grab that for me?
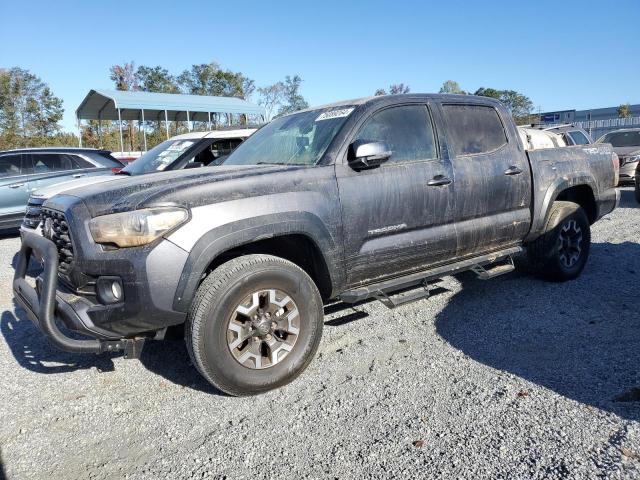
[1,0,638,132]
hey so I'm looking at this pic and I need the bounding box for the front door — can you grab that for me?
[336,103,456,287]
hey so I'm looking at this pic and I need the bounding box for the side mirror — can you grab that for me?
[185,162,204,169]
[348,140,392,170]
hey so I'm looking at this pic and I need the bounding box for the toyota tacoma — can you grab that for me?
[14,94,619,395]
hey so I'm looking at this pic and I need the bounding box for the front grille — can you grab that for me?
[41,209,74,276]
[22,200,43,229]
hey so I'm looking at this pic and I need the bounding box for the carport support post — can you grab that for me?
[187,110,191,132]
[76,114,82,147]
[207,112,212,130]
[117,108,124,154]
[97,114,102,148]
[141,108,147,151]
[164,110,169,139]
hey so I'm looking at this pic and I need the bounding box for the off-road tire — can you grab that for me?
[527,201,591,281]
[185,254,324,396]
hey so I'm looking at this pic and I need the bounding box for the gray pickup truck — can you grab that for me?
[14,94,618,396]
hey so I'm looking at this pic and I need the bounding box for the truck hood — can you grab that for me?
[45,164,307,217]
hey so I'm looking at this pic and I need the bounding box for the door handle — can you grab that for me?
[427,175,452,186]
[8,183,25,189]
[504,166,523,176]
[72,173,86,178]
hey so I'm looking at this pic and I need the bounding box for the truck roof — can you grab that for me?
[291,93,502,116]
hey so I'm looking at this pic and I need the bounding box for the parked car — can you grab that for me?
[110,152,142,164]
[14,94,618,396]
[541,124,593,146]
[21,129,256,230]
[596,128,640,185]
[0,148,122,230]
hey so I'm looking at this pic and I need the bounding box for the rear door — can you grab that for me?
[336,103,456,286]
[27,153,101,191]
[440,103,532,257]
[0,153,30,223]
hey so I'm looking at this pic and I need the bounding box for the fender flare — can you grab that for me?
[526,173,598,242]
[171,212,343,312]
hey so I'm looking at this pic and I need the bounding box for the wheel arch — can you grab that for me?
[526,175,598,242]
[172,213,342,312]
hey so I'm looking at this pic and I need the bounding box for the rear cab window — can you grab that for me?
[442,104,508,156]
[567,131,590,145]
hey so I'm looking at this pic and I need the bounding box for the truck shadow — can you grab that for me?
[619,187,638,208]
[0,303,117,374]
[435,239,640,422]
[138,339,225,395]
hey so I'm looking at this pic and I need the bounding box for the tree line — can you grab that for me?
[0,68,74,150]
[4,65,633,152]
[0,62,310,151]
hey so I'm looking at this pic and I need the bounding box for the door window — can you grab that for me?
[355,105,437,163]
[0,155,23,178]
[442,104,508,155]
[32,154,69,172]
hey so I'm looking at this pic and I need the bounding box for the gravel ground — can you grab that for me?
[1,189,639,479]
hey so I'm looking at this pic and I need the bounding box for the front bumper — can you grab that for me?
[13,231,145,357]
[618,160,639,184]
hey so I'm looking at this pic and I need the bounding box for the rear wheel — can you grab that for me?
[527,201,591,281]
[186,254,324,396]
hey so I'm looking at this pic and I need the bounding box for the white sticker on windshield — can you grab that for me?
[315,108,354,122]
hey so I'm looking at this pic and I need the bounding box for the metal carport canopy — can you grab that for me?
[76,89,265,122]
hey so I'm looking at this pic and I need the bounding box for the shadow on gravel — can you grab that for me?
[435,236,640,422]
[0,303,117,374]
[0,229,19,240]
[138,339,226,396]
[0,447,6,480]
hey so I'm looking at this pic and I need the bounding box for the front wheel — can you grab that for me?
[635,176,640,204]
[526,201,591,281]
[185,254,324,396]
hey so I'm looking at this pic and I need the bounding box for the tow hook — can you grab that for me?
[99,338,146,359]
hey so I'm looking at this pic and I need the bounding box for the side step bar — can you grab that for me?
[340,246,522,307]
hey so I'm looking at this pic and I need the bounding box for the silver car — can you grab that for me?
[596,129,640,185]
[21,129,256,230]
[0,148,122,230]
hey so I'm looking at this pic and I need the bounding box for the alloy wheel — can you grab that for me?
[226,289,300,369]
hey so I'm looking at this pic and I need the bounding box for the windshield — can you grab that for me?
[223,107,355,166]
[122,139,196,175]
[598,131,640,148]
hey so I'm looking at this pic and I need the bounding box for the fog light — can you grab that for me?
[96,276,124,304]
[111,281,122,300]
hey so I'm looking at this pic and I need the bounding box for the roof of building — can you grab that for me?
[76,89,265,122]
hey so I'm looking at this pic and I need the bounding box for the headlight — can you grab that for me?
[89,207,188,248]
[628,155,640,163]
